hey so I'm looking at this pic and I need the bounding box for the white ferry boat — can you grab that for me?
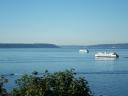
[79,49,89,53]
[95,52,119,58]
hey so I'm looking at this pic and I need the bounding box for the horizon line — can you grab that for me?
[0,42,128,46]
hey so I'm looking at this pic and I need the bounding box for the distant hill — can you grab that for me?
[88,43,128,49]
[61,43,128,49]
[0,43,60,48]
[61,45,86,49]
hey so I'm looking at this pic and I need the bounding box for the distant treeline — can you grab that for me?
[61,43,128,49]
[0,43,60,48]
[88,43,128,49]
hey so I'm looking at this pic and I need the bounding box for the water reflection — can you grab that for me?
[94,57,117,72]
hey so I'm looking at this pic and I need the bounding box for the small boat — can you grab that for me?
[95,52,119,58]
[79,49,89,53]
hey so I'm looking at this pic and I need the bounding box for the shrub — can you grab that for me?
[0,76,8,96]
[11,69,93,96]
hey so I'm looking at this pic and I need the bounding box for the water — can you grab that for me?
[0,48,128,96]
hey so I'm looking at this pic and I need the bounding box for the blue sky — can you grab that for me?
[0,0,128,45]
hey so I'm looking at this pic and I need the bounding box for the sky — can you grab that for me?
[0,0,128,45]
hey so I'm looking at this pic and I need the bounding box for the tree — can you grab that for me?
[11,69,93,96]
[0,76,8,96]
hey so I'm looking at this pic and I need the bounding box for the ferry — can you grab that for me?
[79,49,89,53]
[95,52,119,58]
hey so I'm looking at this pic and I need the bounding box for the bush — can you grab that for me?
[11,69,93,96]
[0,76,8,96]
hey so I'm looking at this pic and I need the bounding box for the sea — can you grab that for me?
[0,48,128,96]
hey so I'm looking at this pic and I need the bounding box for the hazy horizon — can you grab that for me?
[0,0,128,45]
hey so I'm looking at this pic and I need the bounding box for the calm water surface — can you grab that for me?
[0,48,128,96]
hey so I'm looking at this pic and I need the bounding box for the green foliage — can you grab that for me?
[11,70,93,96]
[0,76,8,96]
